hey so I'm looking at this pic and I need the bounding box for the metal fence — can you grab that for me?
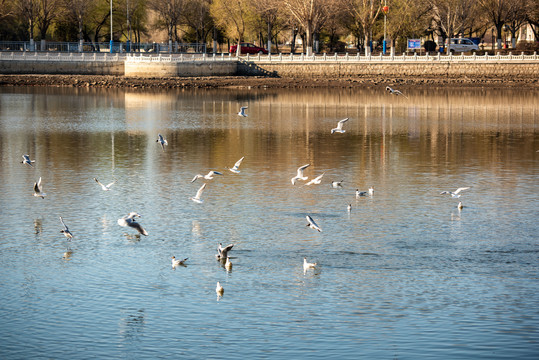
[0,41,206,54]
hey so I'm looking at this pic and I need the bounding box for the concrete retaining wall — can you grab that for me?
[0,60,124,75]
[237,61,539,79]
[124,61,237,77]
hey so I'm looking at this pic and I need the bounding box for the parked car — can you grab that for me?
[229,43,268,54]
[448,38,480,53]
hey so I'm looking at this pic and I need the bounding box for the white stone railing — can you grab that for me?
[0,52,124,61]
[2,51,538,63]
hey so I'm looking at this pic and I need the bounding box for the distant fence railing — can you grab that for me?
[0,41,206,54]
[125,52,539,63]
[1,51,538,63]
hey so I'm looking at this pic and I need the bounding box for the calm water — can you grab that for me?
[0,86,537,359]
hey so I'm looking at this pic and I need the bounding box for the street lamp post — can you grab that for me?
[110,0,113,53]
[382,2,389,55]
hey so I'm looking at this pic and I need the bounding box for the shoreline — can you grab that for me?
[0,74,537,90]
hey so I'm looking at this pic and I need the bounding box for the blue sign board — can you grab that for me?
[407,39,421,50]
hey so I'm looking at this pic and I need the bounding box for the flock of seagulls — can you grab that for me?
[21,91,472,300]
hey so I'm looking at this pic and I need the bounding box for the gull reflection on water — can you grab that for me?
[119,308,145,342]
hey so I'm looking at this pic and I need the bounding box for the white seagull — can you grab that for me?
[304,172,325,186]
[457,201,464,210]
[306,215,322,232]
[117,212,148,236]
[440,187,471,198]
[386,86,408,98]
[347,204,352,212]
[356,189,367,197]
[227,157,245,174]
[94,177,116,191]
[331,180,344,188]
[331,118,349,134]
[225,257,233,271]
[216,281,224,296]
[303,257,317,272]
[190,183,206,204]
[59,216,74,240]
[21,154,35,167]
[369,186,374,196]
[156,134,168,151]
[33,177,46,198]
[238,106,248,117]
[216,243,234,261]
[171,256,188,268]
[291,164,310,185]
[191,171,223,183]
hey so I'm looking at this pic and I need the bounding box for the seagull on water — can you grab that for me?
[94,177,116,191]
[226,157,245,174]
[291,164,310,185]
[331,180,344,188]
[369,186,374,196]
[171,256,188,268]
[440,187,470,198]
[191,171,223,183]
[347,204,352,212]
[356,189,367,197]
[33,177,46,198]
[216,281,224,296]
[156,134,168,151]
[225,257,233,271]
[216,243,234,261]
[331,118,349,134]
[306,215,322,232]
[59,216,74,240]
[304,172,325,186]
[21,154,35,167]
[117,212,148,236]
[238,106,248,117]
[386,86,408,98]
[303,257,317,272]
[190,183,206,203]
[457,201,464,210]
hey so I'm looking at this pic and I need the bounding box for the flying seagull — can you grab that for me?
[331,118,349,134]
[238,106,248,117]
[386,86,408,98]
[171,256,188,268]
[21,154,35,167]
[59,216,74,240]
[94,177,116,191]
[304,172,325,186]
[291,164,310,185]
[303,257,317,272]
[216,243,234,261]
[440,187,470,198]
[226,157,245,174]
[306,215,322,232]
[33,177,46,198]
[117,212,148,236]
[156,134,168,151]
[191,171,223,183]
[190,183,207,204]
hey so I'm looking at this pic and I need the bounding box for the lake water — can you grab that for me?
[0,86,537,359]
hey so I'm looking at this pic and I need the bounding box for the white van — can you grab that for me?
[448,38,480,53]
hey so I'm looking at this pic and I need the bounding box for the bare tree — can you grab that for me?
[524,0,539,41]
[183,0,213,45]
[210,0,250,55]
[36,0,62,40]
[16,0,38,43]
[478,0,522,49]
[248,0,283,53]
[149,0,186,44]
[344,0,383,56]
[430,0,477,53]
[0,0,14,19]
[283,0,332,56]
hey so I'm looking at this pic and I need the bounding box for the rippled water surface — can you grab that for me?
[0,86,538,359]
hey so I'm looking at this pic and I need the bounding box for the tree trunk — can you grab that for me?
[305,27,312,56]
[267,22,271,53]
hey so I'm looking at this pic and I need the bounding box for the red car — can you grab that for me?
[229,43,268,54]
